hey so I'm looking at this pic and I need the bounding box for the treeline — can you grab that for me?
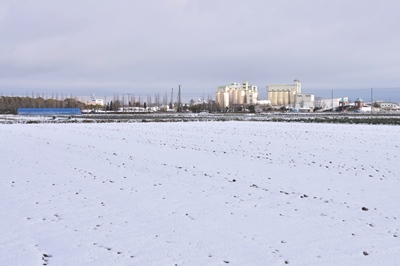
[0,96,85,114]
[0,94,224,114]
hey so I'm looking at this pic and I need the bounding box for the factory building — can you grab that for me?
[87,94,104,106]
[267,79,301,107]
[379,102,400,110]
[215,81,258,109]
[295,94,315,109]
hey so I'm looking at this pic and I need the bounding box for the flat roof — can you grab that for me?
[17,108,82,115]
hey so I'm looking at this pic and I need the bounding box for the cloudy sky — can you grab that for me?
[1,0,399,100]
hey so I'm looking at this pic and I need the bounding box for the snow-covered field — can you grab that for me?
[1,122,399,265]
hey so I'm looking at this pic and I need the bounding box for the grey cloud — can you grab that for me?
[1,0,400,99]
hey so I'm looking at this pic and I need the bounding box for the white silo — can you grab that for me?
[238,89,245,104]
[277,90,283,105]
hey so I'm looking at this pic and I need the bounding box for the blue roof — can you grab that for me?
[17,108,82,115]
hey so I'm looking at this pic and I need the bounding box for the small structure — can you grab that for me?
[87,94,104,106]
[354,97,364,110]
[299,107,314,113]
[338,97,349,112]
[339,97,348,105]
[295,94,315,109]
[17,108,82,115]
[314,97,344,111]
[379,102,399,110]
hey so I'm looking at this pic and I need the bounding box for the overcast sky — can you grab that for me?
[1,0,400,100]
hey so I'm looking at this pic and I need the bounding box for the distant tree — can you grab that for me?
[248,105,255,113]
[0,96,85,114]
[189,104,201,113]
[279,106,287,112]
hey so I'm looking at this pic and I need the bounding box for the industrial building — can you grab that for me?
[87,94,104,106]
[314,98,345,111]
[215,81,258,109]
[295,94,315,109]
[379,102,400,110]
[267,79,301,107]
[17,108,82,115]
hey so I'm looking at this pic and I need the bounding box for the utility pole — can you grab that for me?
[177,84,182,112]
[170,88,173,110]
[331,90,333,112]
[371,88,373,114]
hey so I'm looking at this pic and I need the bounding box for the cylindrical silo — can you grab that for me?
[277,90,283,105]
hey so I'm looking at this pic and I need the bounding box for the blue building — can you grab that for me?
[17,108,82,115]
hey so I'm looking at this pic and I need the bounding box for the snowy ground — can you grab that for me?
[1,122,399,265]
